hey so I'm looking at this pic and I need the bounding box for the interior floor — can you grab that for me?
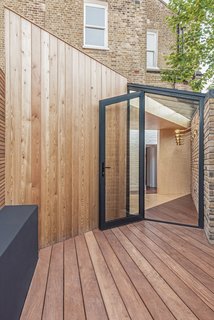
[146,187,157,194]
[145,192,189,210]
[21,221,214,320]
[145,194,198,225]
[130,192,189,211]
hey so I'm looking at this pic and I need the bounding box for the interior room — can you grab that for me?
[103,91,200,227]
[129,93,200,226]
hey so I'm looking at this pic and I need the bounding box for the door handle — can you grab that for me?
[102,162,111,177]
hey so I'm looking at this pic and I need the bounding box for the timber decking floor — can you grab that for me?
[21,221,214,320]
[145,194,198,226]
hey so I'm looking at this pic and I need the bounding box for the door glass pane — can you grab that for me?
[129,99,140,215]
[105,97,140,222]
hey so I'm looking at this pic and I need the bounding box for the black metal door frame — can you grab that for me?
[99,85,206,230]
[99,91,145,230]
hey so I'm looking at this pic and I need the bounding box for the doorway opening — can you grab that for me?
[99,85,205,230]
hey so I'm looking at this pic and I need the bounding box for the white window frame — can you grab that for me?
[83,1,108,50]
[146,31,159,70]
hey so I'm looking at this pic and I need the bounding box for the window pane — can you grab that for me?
[147,33,156,51]
[147,51,155,68]
[86,6,105,27]
[85,27,105,46]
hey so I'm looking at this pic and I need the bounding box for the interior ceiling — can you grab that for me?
[130,92,199,130]
[145,112,185,130]
[146,94,198,120]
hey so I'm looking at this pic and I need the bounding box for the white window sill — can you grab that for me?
[83,45,110,51]
[146,67,160,72]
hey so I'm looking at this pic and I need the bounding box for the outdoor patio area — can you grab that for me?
[1,3,214,320]
[21,221,214,320]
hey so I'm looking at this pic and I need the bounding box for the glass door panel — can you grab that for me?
[105,100,127,221]
[129,101,140,215]
[99,92,144,229]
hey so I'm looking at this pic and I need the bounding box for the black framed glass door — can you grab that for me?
[99,92,145,229]
[99,85,205,231]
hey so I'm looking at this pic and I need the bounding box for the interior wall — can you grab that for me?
[157,129,191,195]
[5,9,127,248]
[0,68,4,207]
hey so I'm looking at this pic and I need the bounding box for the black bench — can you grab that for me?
[0,205,38,320]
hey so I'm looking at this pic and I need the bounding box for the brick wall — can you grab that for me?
[204,91,214,243]
[191,111,199,212]
[145,0,175,87]
[0,0,46,69]
[0,0,174,87]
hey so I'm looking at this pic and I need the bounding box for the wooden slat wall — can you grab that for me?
[5,9,127,248]
[0,68,5,208]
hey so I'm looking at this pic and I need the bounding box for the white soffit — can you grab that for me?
[130,96,191,128]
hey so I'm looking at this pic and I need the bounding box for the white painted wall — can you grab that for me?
[145,130,158,145]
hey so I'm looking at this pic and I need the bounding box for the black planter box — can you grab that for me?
[0,205,38,320]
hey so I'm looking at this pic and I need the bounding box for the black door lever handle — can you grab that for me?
[102,163,111,177]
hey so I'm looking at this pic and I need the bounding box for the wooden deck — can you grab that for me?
[21,221,214,320]
[145,194,198,226]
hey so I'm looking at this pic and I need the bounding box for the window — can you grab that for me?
[84,1,108,49]
[147,31,158,69]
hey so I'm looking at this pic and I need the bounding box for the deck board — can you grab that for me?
[20,247,52,320]
[75,235,107,320]
[85,231,130,320]
[64,238,85,320]
[42,242,64,320]
[21,221,214,320]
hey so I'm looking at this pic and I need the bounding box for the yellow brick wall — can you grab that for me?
[204,92,214,243]
[191,111,199,212]
[145,0,175,87]
[0,0,174,87]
